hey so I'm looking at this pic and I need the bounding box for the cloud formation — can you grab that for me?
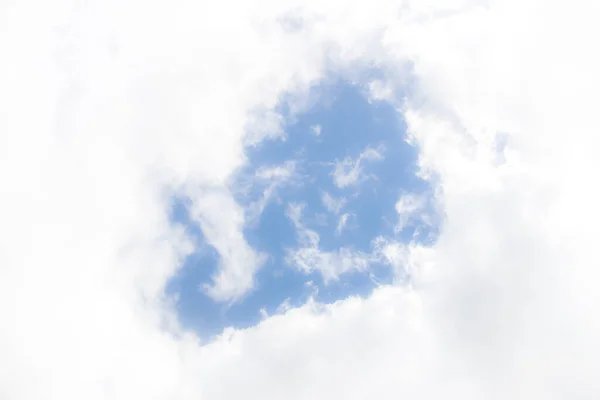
[190,188,267,302]
[335,212,352,235]
[2,0,600,399]
[285,203,370,280]
[330,146,385,188]
[394,193,436,236]
[244,160,297,227]
[320,191,347,214]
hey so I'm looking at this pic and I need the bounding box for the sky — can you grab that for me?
[2,0,600,399]
[167,80,437,337]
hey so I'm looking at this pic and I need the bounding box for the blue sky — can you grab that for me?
[167,80,437,338]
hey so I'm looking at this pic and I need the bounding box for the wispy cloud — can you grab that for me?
[245,160,297,226]
[335,212,352,236]
[285,203,370,281]
[310,124,322,136]
[372,236,433,280]
[321,191,347,214]
[394,193,426,233]
[255,161,297,181]
[331,145,384,188]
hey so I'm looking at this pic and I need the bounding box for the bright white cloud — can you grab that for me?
[331,145,384,188]
[188,188,267,302]
[372,236,433,281]
[3,0,600,399]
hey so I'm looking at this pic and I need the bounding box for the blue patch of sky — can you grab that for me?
[166,78,436,338]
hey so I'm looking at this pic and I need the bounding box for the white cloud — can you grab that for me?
[321,191,347,214]
[188,187,267,302]
[367,79,396,102]
[372,236,434,281]
[285,203,370,280]
[255,161,297,182]
[393,193,434,234]
[245,160,297,226]
[3,0,600,399]
[287,246,371,282]
[395,193,425,216]
[310,124,322,136]
[285,202,307,227]
[331,145,384,188]
[335,212,352,235]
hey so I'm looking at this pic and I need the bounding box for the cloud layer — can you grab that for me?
[2,0,600,399]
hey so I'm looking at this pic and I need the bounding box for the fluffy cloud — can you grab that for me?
[188,187,267,302]
[2,0,600,399]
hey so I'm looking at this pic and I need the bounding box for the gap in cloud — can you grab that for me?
[167,77,438,338]
[165,197,224,336]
